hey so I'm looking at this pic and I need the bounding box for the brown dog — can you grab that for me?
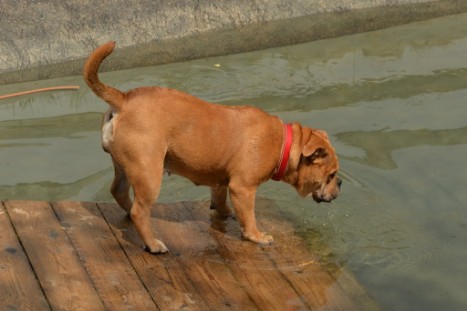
[83,41,341,254]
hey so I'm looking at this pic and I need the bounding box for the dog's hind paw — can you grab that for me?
[144,239,169,254]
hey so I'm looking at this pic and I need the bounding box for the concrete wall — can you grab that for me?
[1,0,467,84]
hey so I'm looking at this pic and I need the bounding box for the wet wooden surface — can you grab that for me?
[0,200,380,310]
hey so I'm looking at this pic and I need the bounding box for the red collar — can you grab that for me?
[272,123,293,181]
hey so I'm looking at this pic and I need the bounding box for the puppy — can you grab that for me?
[83,41,341,254]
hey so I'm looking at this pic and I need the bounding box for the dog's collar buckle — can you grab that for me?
[272,123,293,181]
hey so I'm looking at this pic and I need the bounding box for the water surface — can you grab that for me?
[1,12,467,311]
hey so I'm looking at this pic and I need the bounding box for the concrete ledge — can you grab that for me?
[1,0,467,84]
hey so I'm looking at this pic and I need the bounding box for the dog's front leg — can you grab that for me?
[228,184,273,244]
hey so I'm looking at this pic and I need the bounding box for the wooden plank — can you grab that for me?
[0,201,50,311]
[253,209,353,310]
[186,198,380,311]
[1,199,378,310]
[51,201,159,311]
[97,202,205,311]
[182,201,309,311]
[253,199,381,311]
[154,202,259,310]
[4,200,105,311]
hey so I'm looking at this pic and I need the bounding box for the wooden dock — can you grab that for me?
[0,199,379,311]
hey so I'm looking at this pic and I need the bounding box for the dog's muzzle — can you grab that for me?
[312,178,342,204]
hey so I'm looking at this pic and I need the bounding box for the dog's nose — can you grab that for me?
[337,178,342,188]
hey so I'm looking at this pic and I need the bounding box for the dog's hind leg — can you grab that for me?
[110,158,133,214]
[129,161,168,254]
[210,186,231,217]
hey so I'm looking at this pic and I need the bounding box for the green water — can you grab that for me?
[2,13,467,311]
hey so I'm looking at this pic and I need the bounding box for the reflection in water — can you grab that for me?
[0,112,110,200]
[0,168,111,200]
[1,12,467,311]
[298,67,467,111]
[337,126,467,169]
[0,112,101,139]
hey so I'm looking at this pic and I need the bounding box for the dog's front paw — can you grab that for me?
[144,239,169,254]
[243,232,274,245]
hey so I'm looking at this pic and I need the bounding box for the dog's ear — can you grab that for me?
[302,146,328,164]
[300,128,330,164]
[312,129,329,141]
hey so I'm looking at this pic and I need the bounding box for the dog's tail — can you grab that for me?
[83,41,125,109]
